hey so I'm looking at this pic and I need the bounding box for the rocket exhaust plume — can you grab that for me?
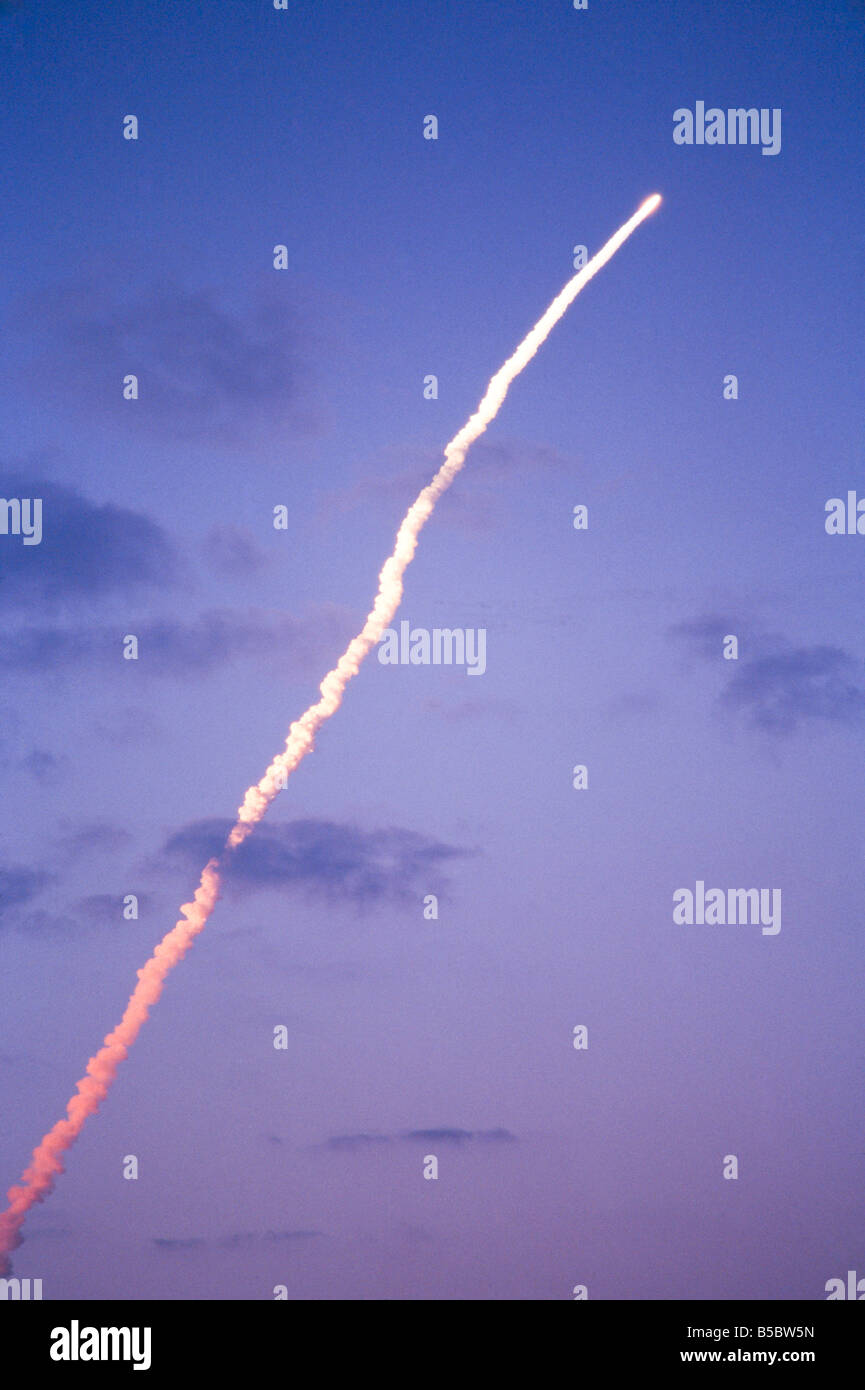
[0,192,661,1274]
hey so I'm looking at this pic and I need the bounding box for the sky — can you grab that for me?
[0,0,863,1301]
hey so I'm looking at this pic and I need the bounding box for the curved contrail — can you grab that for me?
[0,192,661,1274]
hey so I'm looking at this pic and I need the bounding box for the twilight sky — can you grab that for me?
[1,0,863,1300]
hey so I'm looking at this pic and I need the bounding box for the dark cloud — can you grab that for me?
[0,474,179,608]
[0,865,141,935]
[403,1128,474,1144]
[13,280,318,445]
[162,817,468,906]
[402,1128,517,1145]
[0,606,351,676]
[671,615,865,736]
[722,645,865,735]
[0,865,50,920]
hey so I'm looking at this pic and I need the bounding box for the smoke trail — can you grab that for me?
[0,193,661,1274]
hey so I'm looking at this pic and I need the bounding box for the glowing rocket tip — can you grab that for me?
[640,193,663,217]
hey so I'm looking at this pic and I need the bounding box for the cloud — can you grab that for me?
[402,1128,517,1145]
[0,864,142,936]
[161,818,468,906]
[419,696,520,724]
[154,1230,320,1252]
[0,603,354,678]
[671,615,865,735]
[153,1238,207,1252]
[77,894,153,925]
[13,280,319,445]
[200,524,268,577]
[20,748,68,784]
[57,822,132,859]
[0,866,51,925]
[91,706,164,746]
[322,438,568,534]
[0,474,180,608]
[326,1133,392,1152]
[722,646,865,735]
[7,909,78,937]
[324,1128,516,1150]
[217,1230,320,1249]
[669,614,749,661]
[0,604,353,677]
[0,740,69,783]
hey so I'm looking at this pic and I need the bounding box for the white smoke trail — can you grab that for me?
[0,193,661,1273]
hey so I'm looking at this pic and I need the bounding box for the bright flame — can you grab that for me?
[639,193,663,217]
[0,192,662,1274]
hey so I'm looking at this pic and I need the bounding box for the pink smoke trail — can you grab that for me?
[0,193,661,1274]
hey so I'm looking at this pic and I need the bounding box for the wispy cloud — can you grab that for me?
[13,280,320,445]
[322,438,569,534]
[670,614,754,662]
[3,909,79,938]
[0,605,353,677]
[323,1127,516,1151]
[154,1229,320,1252]
[200,524,268,577]
[56,821,132,860]
[153,1237,206,1252]
[326,1133,393,1152]
[419,696,520,724]
[20,748,68,784]
[77,894,153,925]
